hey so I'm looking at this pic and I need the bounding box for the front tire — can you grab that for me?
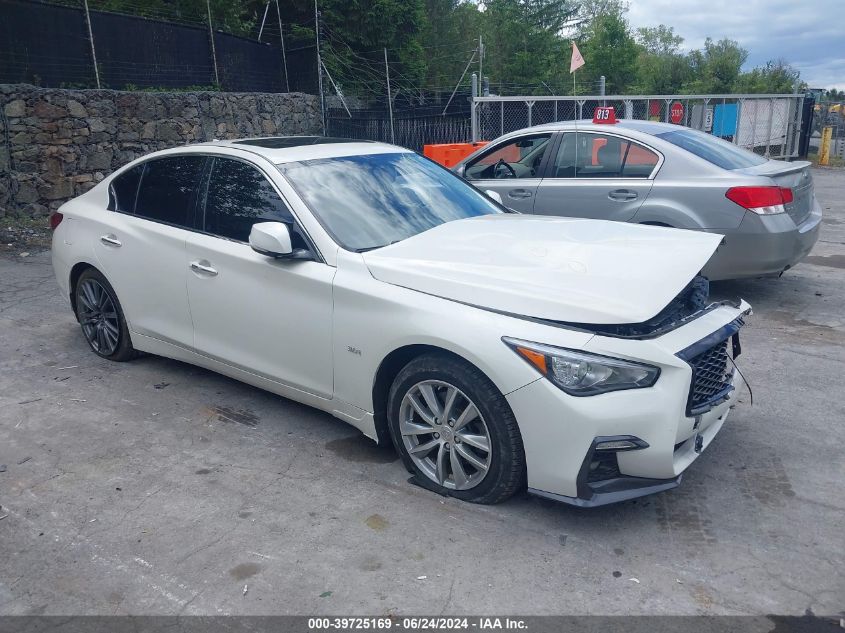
[387,353,525,504]
[74,268,136,362]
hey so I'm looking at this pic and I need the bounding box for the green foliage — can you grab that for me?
[479,0,578,92]
[823,88,845,102]
[735,60,802,93]
[685,38,748,93]
[633,26,691,94]
[580,12,639,93]
[84,0,829,98]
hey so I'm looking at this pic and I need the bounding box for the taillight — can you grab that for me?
[49,212,64,230]
[725,186,790,215]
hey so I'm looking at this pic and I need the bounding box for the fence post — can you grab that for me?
[206,0,220,88]
[314,0,326,134]
[275,0,290,92]
[470,73,478,142]
[82,0,101,89]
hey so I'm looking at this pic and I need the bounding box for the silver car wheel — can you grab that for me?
[399,380,492,491]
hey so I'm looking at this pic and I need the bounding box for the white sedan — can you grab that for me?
[50,137,751,507]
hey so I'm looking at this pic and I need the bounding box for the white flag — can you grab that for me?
[570,42,585,73]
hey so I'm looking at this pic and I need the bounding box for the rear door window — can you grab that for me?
[134,156,206,228]
[202,157,295,243]
[108,164,144,213]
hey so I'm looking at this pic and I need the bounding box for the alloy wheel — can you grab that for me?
[398,380,492,491]
[78,279,120,356]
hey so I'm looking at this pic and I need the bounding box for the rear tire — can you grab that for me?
[74,268,136,362]
[387,353,525,504]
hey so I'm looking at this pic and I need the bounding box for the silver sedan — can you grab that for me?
[453,120,822,280]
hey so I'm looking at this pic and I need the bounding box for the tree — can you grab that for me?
[735,59,802,93]
[823,88,845,101]
[316,0,428,98]
[686,38,747,93]
[634,25,691,94]
[478,0,579,94]
[580,11,639,94]
[572,0,627,36]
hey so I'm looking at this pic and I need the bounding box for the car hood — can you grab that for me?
[361,215,721,325]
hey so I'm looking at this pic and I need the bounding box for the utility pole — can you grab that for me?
[275,0,289,92]
[314,0,325,134]
[599,75,606,105]
[206,0,220,87]
[384,48,395,145]
[82,0,101,89]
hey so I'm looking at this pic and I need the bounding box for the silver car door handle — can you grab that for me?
[608,189,638,201]
[508,189,533,199]
[100,234,122,247]
[190,261,218,276]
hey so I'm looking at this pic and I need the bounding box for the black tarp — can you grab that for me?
[0,0,316,92]
[0,0,95,87]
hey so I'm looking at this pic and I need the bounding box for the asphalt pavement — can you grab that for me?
[0,169,843,616]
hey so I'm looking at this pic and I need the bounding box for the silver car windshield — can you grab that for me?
[279,152,504,252]
[655,128,767,170]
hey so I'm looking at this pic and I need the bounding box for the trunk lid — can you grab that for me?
[362,215,721,325]
[736,159,814,225]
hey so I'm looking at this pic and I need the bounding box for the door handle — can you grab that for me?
[100,234,122,247]
[190,261,218,276]
[508,189,533,199]
[608,189,638,201]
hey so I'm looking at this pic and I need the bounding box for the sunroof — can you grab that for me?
[234,136,367,149]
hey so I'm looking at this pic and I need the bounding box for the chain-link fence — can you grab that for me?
[473,94,806,159]
[327,111,470,152]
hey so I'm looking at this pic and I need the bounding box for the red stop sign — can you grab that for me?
[670,102,684,124]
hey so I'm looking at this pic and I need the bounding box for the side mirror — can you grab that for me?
[485,189,503,205]
[454,164,466,178]
[249,222,293,258]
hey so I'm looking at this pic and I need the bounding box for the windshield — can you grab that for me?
[279,152,504,251]
[655,128,767,170]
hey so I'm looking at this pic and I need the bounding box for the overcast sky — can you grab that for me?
[625,0,844,90]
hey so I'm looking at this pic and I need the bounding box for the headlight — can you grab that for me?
[502,337,660,396]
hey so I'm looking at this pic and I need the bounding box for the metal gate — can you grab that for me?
[472,93,806,159]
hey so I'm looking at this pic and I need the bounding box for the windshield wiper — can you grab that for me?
[355,239,404,253]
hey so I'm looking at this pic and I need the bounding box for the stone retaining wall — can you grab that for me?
[0,85,322,218]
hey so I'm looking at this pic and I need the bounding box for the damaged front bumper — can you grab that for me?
[506,299,751,508]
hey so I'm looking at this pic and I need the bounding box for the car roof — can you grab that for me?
[193,136,409,164]
[524,119,679,136]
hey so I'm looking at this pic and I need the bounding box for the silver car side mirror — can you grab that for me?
[249,222,293,258]
[485,189,503,205]
[455,164,466,178]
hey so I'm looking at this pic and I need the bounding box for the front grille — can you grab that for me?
[687,340,734,414]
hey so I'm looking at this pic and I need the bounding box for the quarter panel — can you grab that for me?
[636,180,748,230]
